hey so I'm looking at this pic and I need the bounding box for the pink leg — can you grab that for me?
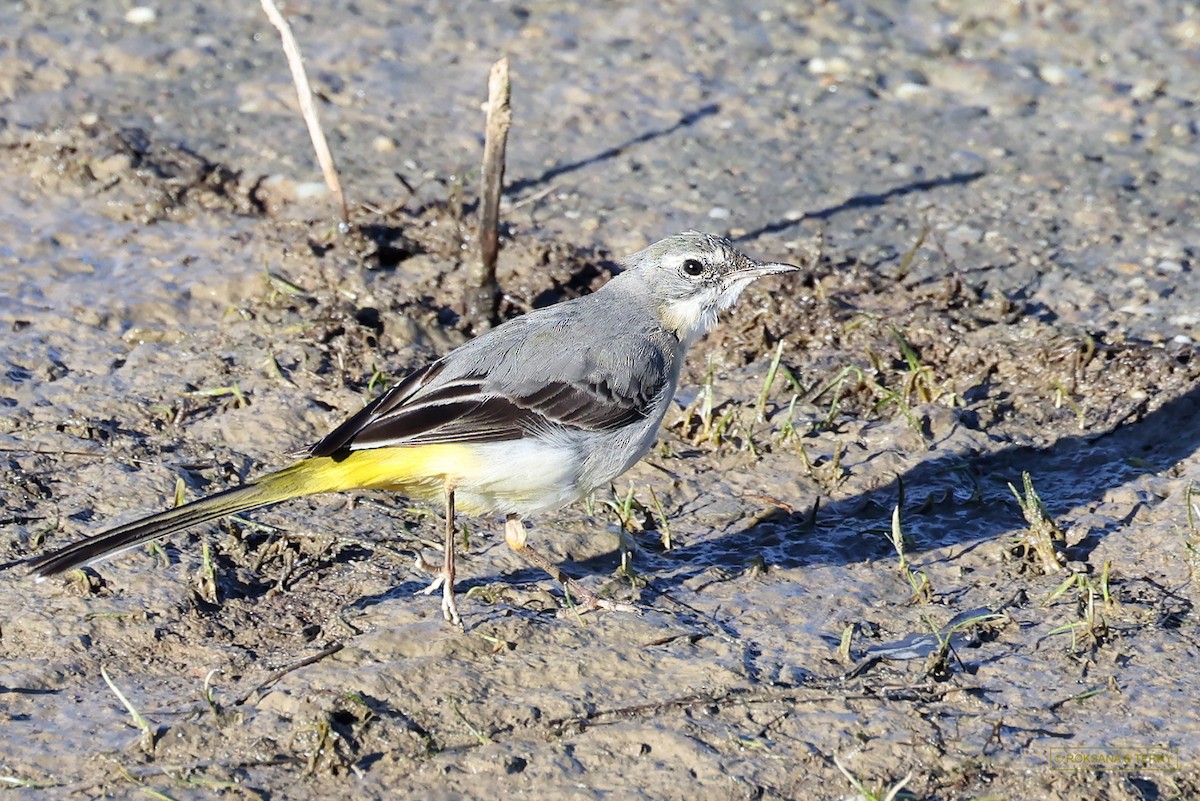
[503,514,637,616]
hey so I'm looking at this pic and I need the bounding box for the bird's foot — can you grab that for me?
[557,583,640,619]
[413,554,462,628]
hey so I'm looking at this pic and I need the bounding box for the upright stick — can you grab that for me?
[260,0,349,226]
[466,57,511,329]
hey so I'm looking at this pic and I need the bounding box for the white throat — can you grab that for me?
[659,277,756,347]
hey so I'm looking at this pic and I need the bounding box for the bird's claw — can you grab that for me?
[413,554,462,627]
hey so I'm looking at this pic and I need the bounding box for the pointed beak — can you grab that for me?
[750,261,800,277]
[712,257,800,315]
[734,260,800,281]
[716,258,799,302]
[720,260,799,293]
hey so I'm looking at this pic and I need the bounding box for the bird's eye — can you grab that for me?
[682,258,705,276]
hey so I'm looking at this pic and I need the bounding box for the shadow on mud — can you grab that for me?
[701,378,1200,578]
[505,103,721,196]
[734,169,987,243]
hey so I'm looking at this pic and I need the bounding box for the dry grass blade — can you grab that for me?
[100,664,157,753]
[1182,482,1200,579]
[1008,471,1066,574]
[755,340,786,423]
[259,0,348,225]
[890,502,932,603]
[833,753,914,801]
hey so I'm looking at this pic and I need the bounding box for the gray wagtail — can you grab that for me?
[27,232,796,625]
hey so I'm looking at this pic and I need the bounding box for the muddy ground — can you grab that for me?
[2,1,1200,799]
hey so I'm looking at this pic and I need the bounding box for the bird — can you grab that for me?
[26,232,796,625]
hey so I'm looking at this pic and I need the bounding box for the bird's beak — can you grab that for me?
[720,261,799,294]
[743,261,800,278]
[713,258,800,315]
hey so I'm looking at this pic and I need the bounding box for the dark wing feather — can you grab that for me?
[381,395,544,445]
[517,380,648,430]
[307,360,446,457]
[307,311,674,456]
[308,371,661,456]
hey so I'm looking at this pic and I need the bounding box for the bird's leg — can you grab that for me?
[503,514,637,616]
[414,483,462,627]
[440,486,461,625]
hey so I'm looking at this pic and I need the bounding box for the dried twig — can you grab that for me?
[259,0,349,225]
[465,57,512,329]
[234,641,344,705]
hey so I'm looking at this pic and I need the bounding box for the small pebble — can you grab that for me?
[1130,78,1165,101]
[294,181,331,200]
[125,6,156,25]
[1038,64,1070,85]
[807,56,851,76]
[894,82,930,100]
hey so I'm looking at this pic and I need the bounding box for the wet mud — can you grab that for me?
[2,1,1199,799]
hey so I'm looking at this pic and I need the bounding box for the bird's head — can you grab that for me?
[624,232,797,346]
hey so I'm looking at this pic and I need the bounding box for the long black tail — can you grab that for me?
[27,471,309,578]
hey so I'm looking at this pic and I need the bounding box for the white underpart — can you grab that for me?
[454,438,583,516]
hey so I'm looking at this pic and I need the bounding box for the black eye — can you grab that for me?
[682,258,705,276]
